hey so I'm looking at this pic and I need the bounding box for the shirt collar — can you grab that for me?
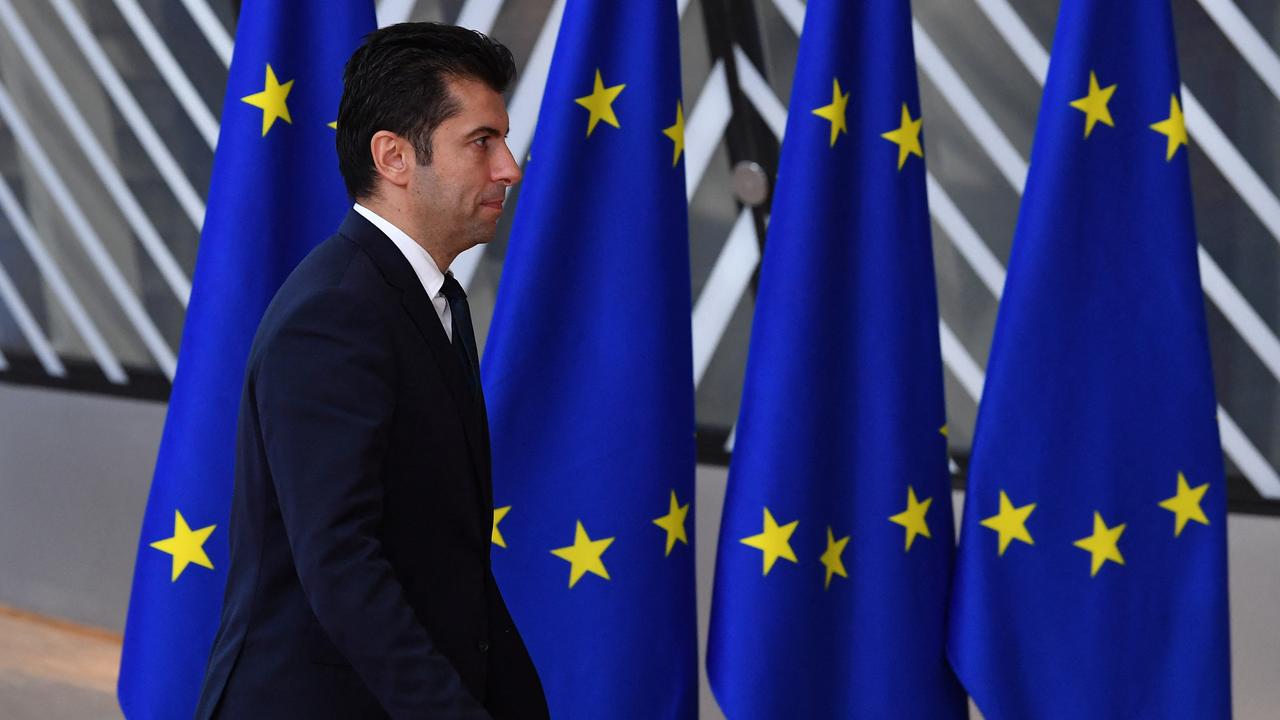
[352,202,446,299]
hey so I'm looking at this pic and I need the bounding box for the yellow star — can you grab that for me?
[574,69,625,137]
[939,424,949,437]
[1150,94,1188,161]
[240,64,294,137]
[652,490,689,556]
[491,505,512,548]
[149,510,216,582]
[811,77,849,147]
[979,490,1036,556]
[818,527,850,590]
[880,103,924,170]
[1158,472,1210,537]
[888,486,933,551]
[1073,511,1126,577]
[1069,71,1116,139]
[550,520,614,588]
[327,120,337,130]
[740,507,798,575]
[662,101,685,167]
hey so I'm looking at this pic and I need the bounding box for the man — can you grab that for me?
[195,23,547,719]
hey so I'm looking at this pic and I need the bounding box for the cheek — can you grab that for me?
[416,165,458,207]
[418,153,487,213]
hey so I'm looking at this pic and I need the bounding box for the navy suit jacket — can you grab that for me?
[195,210,548,719]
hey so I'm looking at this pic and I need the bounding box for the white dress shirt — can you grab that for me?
[353,203,453,341]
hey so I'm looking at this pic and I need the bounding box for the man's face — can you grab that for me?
[408,76,521,254]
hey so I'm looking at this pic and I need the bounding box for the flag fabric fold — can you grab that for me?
[947,1,1231,717]
[118,3,374,716]
[480,1,697,718]
[706,0,966,716]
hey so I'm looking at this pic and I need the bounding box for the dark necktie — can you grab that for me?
[440,273,481,397]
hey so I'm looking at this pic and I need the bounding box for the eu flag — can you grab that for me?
[947,1,1231,717]
[117,2,374,716]
[706,0,966,716]
[480,1,696,717]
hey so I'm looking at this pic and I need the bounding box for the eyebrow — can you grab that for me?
[466,126,506,139]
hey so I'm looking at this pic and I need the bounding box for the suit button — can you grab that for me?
[477,639,490,653]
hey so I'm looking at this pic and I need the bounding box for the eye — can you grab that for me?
[473,136,489,148]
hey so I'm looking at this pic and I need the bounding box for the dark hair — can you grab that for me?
[337,23,516,199]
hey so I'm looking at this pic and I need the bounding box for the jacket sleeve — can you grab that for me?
[483,570,549,720]
[254,286,490,719]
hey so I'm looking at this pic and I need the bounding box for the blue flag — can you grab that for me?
[117,2,374,716]
[947,1,1231,717]
[480,1,696,717]
[706,1,966,716]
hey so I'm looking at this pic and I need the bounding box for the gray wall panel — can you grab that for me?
[0,383,160,630]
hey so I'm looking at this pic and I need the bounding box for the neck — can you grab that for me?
[359,194,459,272]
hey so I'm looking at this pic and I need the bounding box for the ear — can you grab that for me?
[370,131,412,189]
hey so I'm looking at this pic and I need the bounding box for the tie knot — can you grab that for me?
[440,273,467,303]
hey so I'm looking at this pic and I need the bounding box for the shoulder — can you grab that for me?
[270,232,398,317]
[249,235,396,369]
[281,233,385,300]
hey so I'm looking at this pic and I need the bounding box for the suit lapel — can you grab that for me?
[338,210,492,506]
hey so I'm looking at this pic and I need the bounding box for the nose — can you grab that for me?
[494,138,523,187]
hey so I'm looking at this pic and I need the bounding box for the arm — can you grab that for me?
[256,287,489,719]
[483,571,549,719]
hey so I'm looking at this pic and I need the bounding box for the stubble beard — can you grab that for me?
[467,212,500,247]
